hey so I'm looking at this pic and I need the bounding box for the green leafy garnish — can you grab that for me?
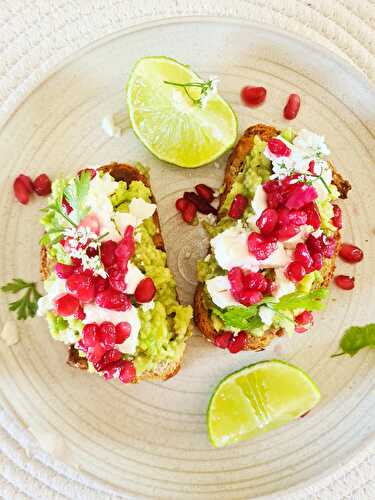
[214,306,263,330]
[63,170,91,223]
[163,77,219,107]
[332,324,375,357]
[273,288,329,312]
[1,279,42,320]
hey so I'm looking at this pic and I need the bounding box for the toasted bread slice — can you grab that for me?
[41,162,188,382]
[194,124,351,351]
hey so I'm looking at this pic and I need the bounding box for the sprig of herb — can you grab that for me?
[63,170,91,223]
[1,279,42,320]
[332,324,375,358]
[164,76,219,107]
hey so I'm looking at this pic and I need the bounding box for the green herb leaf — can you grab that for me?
[273,288,329,312]
[63,170,90,223]
[214,306,262,330]
[332,324,375,357]
[1,279,42,320]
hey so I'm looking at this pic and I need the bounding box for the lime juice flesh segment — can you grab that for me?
[126,56,238,168]
[207,360,321,448]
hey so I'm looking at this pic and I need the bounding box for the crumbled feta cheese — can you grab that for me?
[37,278,67,315]
[259,306,275,326]
[211,225,259,271]
[260,243,290,269]
[129,198,156,223]
[125,262,144,294]
[293,129,330,158]
[206,275,240,309]
[251,184,267,217]
[274,268,296,299]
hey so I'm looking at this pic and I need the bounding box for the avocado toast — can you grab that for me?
[38,163,192,383]
[194,124,351,352]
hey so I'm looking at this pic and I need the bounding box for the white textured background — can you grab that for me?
[0,1,374,499]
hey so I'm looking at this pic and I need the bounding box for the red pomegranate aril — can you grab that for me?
[135,277,156,304]
[304,203,321,230]
[241,86,267,107]
[263,180,280,193]
[55,293,80,317]
[285,184,318,210]
[33,173,52,196]
[295,310,313,325]
[75,306,86,320]
[277,207,290,226]
[55,263,75,279]
[175,197,188,212]
[266,190,283,209]
[115,322,132,344]
[335,275,355,290]
[306,234,324,255]
[331,204,342,230]
[339,243,363,263]
[237,289,263,307]
[295,326,308,334]
[256,208,278,235]
[87,342,107,364]
[107,265,125,292]
[228,194,248,219]
[312,252,323,271]
[284,93,301,120]
[86,246,98,258]
[18,174,34,193]
[195,184,215,202]
[243,272,268,292]
[308,160,315,174]
[182,201,197,224]
[101,361,123,381]
[79,213,100,235]
[228,267,244,294]
[267,138,291,157]
[13,176,31,204]
[66,273,95,303]
[119,360,136,384]
[94,276,109,293]
[294,243,313,271]
[214,331,233,349]
[285,262,306,283]
[247,232,278,260]
[276,224,299,242]
[228,331,247,354]
[62,197,73,214]
[184,191,217,215]
[82,323,101,347]
[100,240,117,267]
[322,236,336,258]
[288,210,308,226]
[115,226,135,269]
[96,349,123,370]
[95,289,131,311]
[99,322,116,349]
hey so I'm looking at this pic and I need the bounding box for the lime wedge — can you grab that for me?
[126,56,237,168]
[207,360,320,448]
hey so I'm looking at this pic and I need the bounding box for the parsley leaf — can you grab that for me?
[1,279,42,320]
[63,170,90,223]
[332,324,375,357]
[273,288,329,312]
[214,306,263,330]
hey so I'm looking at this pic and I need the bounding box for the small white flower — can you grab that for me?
[199,76,220,109]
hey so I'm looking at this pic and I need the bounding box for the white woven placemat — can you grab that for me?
[0,1,374,498]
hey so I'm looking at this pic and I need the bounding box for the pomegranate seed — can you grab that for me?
[182,201,197,224]
[304,203,320,230]
[33,174,52,196]
[267,138,291,157]
[228,194,248,219]
[100,361,123,381]
[322,236,336,258]
[78,168,96,179]
[115,226,135,269]
[295,310,313,325]
[308,160,315,174]
[331,204,342,230]
[276,224,300,242]
[288,210,308,226]
[195,184,214,202]
[79,213,100,235]
[228,332,247,353]
[285,184,318,210]
[86,246,98,258]
[285,262,306,282]
[95,289,131,311]
[312,252,323,271]
[87,343,107,363]
[306,234,324,255]
[13,176,31,204]
[247,232,278,260]
[339,243,363,263]
[54,293,80,317]
[66,273,95,303]
[294,243,313,271]
[107,265,125,292]
[135,277,156,303]
[183,192,217,215]
[335,275,355,290]
[95,349,123,370]
[55,263,75,279]
[115,322,132,344]
[228,267,244,294]
[240,86,267,107]
[100,240,117,268]
[75,306,86,320]
[175,197,188,212]
[277,207,290,226]
[214,331,233,349]
[256,208,278,235]
[99,322,116,349]
[18,174,34,193]
[284,93,301,120]
[72,265,93,276]
[243,272,268,292]
[82,323,101,347]
[263,180,280,193]
[62,197,73,214]
[266,190,283,209]
[94,276,109,293]
[119,360,136,383]
[295,326,308,334]
[237,289,263,306]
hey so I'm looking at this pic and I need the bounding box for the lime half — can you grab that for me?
[207,360,320,448]
[126,56,237,168]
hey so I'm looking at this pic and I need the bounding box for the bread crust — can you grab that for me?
[194,124,351,351]
[41,163,186,382]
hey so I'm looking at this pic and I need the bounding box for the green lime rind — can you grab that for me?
[207,360,321,448]
[126,56,238,168]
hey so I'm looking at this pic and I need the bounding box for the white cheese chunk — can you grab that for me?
[293,129,330,157]
[211,225,259,271]
[113,212,138,237]
[251,184,267,217]
[125,262,144,294]
[259,306,275,326]
[260,243,290,269]
[37,278,67,316]
[129,198,156,224]
[274,268,296,299]
[206,275,240,309]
